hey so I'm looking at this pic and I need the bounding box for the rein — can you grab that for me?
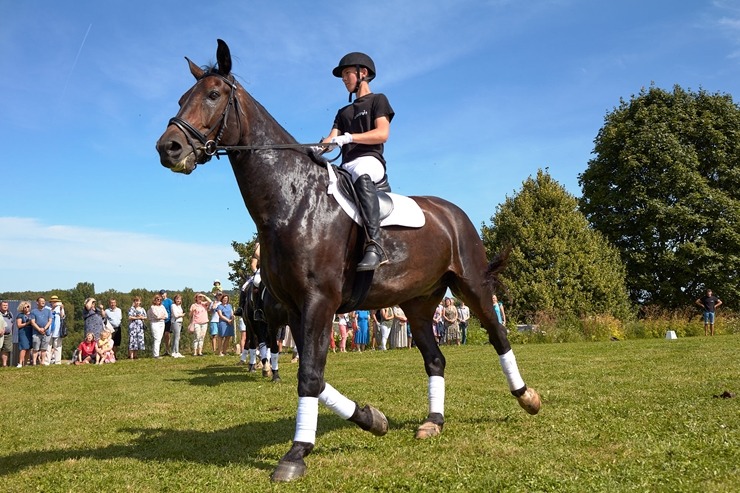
[202,142,339,160]
[168,72,340,163]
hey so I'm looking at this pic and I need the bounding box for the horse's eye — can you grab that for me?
[208,90,220,100]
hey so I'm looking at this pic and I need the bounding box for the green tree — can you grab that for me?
[579,85,740,307]
[482,170,631,323]
[227,233,259,291]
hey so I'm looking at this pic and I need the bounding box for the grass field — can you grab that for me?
[1,336,738,492]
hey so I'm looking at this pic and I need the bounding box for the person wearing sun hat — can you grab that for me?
[47,295,66,364]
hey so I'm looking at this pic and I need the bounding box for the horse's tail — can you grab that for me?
[484,245,512,293]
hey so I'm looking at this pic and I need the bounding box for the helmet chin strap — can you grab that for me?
[349,65,364,102]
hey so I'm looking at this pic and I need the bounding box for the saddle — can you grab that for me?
[324,165,425,228]
[333,166,395,221]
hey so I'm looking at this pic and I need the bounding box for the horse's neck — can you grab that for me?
[230,91,323,232]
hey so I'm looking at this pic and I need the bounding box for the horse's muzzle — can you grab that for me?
[156,136,197,174]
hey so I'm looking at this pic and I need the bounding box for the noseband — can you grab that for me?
[167,72,240,163]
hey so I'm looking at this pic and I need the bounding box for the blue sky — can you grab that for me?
[2,0,740,293]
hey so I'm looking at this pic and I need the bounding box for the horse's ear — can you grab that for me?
[216,39,232,76]
[186,57,204,80]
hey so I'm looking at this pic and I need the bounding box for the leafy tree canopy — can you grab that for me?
[482,169,632,323]
[227,233,259,292]
[579,85,740,307]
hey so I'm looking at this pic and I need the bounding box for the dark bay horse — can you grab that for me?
[238,281,286,380]
[156,39,540,482]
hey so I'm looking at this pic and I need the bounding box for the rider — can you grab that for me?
[248,242,264,321]
[323,52,395,272]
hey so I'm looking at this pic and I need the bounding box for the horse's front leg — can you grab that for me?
[319,382,388,435]
[270,306,332,483]
[268,325,281,382]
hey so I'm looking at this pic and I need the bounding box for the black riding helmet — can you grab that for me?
[333,52,376,101]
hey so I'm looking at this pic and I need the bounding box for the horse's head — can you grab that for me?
[156,39,241,174]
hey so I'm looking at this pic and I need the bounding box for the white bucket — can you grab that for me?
[665,330,677,340]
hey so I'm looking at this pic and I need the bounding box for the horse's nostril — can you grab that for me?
[158,139,182,158]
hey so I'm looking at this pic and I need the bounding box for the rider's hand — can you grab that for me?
[331,132,353,147]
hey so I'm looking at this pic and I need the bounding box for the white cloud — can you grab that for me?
[0,217,235,293]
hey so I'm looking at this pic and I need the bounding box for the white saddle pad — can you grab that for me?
[326,164,425,228]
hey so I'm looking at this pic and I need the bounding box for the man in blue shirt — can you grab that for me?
[695,289,723,336]
[30,297,52,366]
[160,290,174,355]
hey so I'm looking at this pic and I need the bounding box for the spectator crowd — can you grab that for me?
[0,287,488,368]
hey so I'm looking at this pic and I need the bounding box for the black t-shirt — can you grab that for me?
[333,93,394,167]
[701,295,720,312]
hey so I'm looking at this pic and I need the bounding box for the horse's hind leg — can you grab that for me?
[402,297,447,439]
[456,281,541,415]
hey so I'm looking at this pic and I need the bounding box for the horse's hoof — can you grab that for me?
[262,367,272,378]
[364,405,388,436]
[517,387,541,415]
[270,460,306,482]
[415,421,442,439]
[248,364,256,373]
[272,371,281,383]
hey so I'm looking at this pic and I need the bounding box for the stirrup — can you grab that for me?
[357,241,387,272]
[254,309,265,321]
[357,250,382,272]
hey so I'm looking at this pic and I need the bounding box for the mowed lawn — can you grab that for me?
[1,336,738,492]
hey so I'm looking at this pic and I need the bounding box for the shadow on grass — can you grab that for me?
[0,415,353,477]
[167,364,290,387]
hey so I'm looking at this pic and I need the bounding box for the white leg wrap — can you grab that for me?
[294,396,319,444]
[429,375,445,415]
[240,349,248,362]
[499,349,526,391]
[258,343,268,361]
[249,349,257,364]
[319,382,356,420]
[270,352,279,371]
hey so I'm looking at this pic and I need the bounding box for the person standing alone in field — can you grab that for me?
[695,289,723,336]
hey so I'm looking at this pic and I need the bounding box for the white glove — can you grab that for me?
[330,132,353,147]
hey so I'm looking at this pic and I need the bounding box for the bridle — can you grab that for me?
[167,72,338,164]
[167,72,240,164]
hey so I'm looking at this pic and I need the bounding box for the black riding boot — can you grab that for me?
[252,287,265,321]
[354,174,384,271]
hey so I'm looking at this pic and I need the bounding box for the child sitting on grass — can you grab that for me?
[75,332,97,365]
[96,330,116,364]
